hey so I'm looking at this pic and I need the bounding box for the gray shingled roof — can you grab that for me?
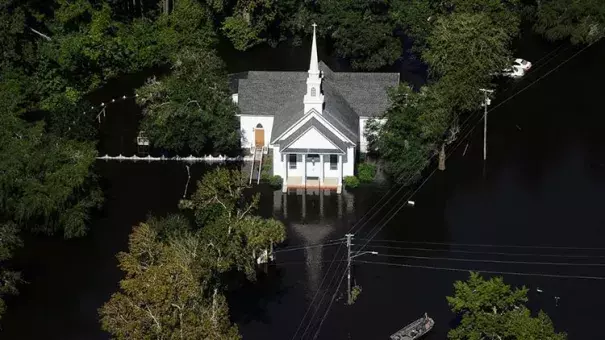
[326,71,399,118]
[234,63,399,144]
[279,117,349,154]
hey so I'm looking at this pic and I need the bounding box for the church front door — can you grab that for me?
[254,128,264,146]
[306,154,321,178]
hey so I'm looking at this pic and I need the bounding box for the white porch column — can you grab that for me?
[337,154,343,194]
[282,153,288,193]
[319,154,324,186]
[302,154,306,187]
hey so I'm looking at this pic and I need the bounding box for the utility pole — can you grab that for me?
[346,233,353,305]
[345,234,378,305]
[479,89,494,161]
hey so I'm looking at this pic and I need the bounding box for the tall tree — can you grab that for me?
[532,0,605,44]
[317,0,401,70]
[0,222,21,320]
[367,83,452,183]
[423,12,512,111]
[448,272,567,340]
[99,220,241,340]
[136,49,239,155]
[180,168,286,279]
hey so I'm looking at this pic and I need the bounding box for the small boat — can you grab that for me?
[390,313,434,340]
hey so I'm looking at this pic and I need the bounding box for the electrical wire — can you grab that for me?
[357,239,605,251]
[273,240,344,254]
[311,270,348,340]
[356,260,605,280]
[361,244,605,259]
[290,244,346,340]
[355,37,604,257]
[299,255,348,339]
[296,35,603,340]
[371,253,605,267]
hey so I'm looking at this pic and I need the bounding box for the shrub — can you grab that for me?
[261,155,272,180]
[268,175,283,189]
[358,163,376,183]
[344,176,360,188]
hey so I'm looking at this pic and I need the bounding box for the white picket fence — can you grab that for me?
[97,154,254,163]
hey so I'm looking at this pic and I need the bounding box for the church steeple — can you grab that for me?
[304,23,324,114]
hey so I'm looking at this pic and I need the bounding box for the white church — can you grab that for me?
[231,24,399,193]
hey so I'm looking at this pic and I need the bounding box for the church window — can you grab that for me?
[330,155,338,170]
[289,154,297,169]
[255,123,263,129]
[311,87,316,97]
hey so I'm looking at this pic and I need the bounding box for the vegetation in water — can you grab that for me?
[100,168,286,338]
[1,0,599,330]
[447,272,567,340]
[349,284,362,305]
[344,176,360,189]
[357,163,377,183]
[268,175,283,189]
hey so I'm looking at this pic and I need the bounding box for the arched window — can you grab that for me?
[255,123,263,129]
[311,87,316,97]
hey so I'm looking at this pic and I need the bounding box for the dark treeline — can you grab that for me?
[0,0,602,337]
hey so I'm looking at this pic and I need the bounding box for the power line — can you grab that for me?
[311,270,348,340]
[356,260,605,280]
[362,244,605,259]
[357,239,605,251]
[274,240,343,254]
[304,37,603,340]
[372,253,605,267]
[356,37,604,256]
[290,245,346,340]
[299,256,347,340]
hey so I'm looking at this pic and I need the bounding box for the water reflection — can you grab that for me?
[272,189,354,299]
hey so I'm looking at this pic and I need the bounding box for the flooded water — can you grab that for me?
[3,33,605,340]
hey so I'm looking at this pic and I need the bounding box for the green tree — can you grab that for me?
[0,77,102,238]
[0,222,21,320]
[99,221,241,340]
[136,49,239,154]
[221,0,278,50]
[532,0,604,44]
[448,272,566,340]
[317,0,401,70]
[367,83,452,183]
[423,12,512,111]
[390,0,438,53]
[443,0,522,38]
[180,168,286,279]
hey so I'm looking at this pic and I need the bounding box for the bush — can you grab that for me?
[268,175,283,189]
[261,155,272,181]
[358,163,376,183]
[344,176,360,188]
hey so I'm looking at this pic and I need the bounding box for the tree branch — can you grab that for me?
[29,27,52,41]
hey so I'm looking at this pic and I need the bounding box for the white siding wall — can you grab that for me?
[344,146,355,177]
[273,148,284,178]
[359,117,386,153]
[323,155,340,178]
[239,115,274,148]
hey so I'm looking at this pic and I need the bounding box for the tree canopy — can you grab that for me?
[136,49,239,155]
[532,0,605,44]
[448,272,566,340]
[101,168,286,338]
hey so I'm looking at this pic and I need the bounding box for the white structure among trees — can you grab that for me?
[231,24,399,193]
